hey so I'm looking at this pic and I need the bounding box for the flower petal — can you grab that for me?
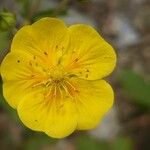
[2,81,32,108]
[70,78,114,130]
[1,52,33,81]
[1,51,48,108]
[17,87,77,138]
[44,98,77,138]
[17,88,48,131]
[1,52,32,108]
[11,17,69,65]
[63,24,116,80]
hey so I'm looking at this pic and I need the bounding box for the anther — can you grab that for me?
[35,62,38,66]
[74,58,79,62]
[33,56,36,59]
[29,61,32,66]
[62,46,64,50]
[44,51,48,56]
[85,74,88,78]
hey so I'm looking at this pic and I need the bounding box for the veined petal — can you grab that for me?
[1,52,47,108]
[70,78,114,130]
[62,24,116,80]
[44,98,77,138]
[3,81,33,108]
[17,88,48,131]
[1,52,34,81]
[18,87,77,138]
[11,17,69,65]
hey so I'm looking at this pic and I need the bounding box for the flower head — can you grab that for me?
[0,18,116,138]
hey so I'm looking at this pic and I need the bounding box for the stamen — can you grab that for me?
[60,82,74,98]
[58,85,63,99]
[85,74,88,78]
[44,86,53,98]
[65,80,77,91]
[45,81,51,87]
[32,81,44,88]
[33,56,36,60]
[53,85,57,98]
[29,61,32,66]
[62,46,64,50]
[28,62,78,101]
[44,51,48,56]
[74,58,79,62]
[60,83,69,94]
[35,62,38,66]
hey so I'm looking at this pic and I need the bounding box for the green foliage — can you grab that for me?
[112,137,133,150]
[119,70,150,108]
[75,135,133,150]
[23,132,56,150]
[75,135,110,150]
[15,0,33,18]
[0,11,16,32]
[0,31,9,52]
[77,0,90,3]
[32,8,67,22]
[0,80,4,107]
[15,0,68,23]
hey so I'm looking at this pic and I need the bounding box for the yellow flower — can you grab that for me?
[0,18,116,138]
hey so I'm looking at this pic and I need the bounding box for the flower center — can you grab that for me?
[48,65,64,81]
[31,64,79,100]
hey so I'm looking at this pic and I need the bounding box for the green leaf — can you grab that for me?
[119,70,150,108]
[0,11,16,32]
[0,31,9,52]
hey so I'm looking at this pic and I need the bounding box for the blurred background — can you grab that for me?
[0,0,150,150]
